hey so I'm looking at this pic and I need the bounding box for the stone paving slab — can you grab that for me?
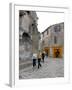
[19,57,64,79]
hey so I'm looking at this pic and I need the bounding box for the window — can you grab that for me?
[54,25,60,32]
[54,36,57,44]
[26,11,30,14]
[42,40,45,45]
[43,33,44,37]
[47,30,48,35]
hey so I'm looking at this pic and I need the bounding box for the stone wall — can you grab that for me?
[19,10,40,69]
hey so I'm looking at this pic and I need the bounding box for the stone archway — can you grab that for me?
[19,32,32,61]
[22,32,32,51]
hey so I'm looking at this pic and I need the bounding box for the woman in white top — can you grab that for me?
[32,53,37,67]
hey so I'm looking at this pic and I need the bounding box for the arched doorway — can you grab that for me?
[22,32,31,42]
[52,46,63,58]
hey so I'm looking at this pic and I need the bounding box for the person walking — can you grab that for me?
[42,52,45,63]
[37,52,42,69]
[32,53,37,70]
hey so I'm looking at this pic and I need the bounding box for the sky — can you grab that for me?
[36,12,64,33]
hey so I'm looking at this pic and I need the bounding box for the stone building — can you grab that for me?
[19,10,40,64]
[40,22,64,58]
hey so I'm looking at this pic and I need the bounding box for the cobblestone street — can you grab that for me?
[19,57,64,79]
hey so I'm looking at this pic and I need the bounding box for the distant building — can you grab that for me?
[40,22,64,58]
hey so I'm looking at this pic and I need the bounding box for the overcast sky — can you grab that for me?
[36,12,64,33]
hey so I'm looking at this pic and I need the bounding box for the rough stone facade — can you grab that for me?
[19,10,40,69]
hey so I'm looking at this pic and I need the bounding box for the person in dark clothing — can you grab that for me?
[32,53,37,68]
[42,53,45,62]
[37,52,42,69]
[33,59,36,67]
[38,58,41,69]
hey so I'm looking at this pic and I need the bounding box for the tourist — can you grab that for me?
[32,53,37,69]
[42,52,45,62]
[37,52,42,69]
